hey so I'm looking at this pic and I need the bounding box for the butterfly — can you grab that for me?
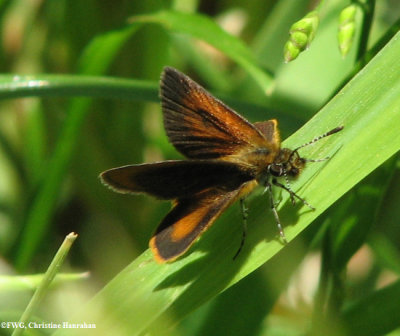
[100,67,343,263]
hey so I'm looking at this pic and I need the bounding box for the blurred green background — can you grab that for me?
[0,0,400,335]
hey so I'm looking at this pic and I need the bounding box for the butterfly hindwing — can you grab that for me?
[149,185,256,262]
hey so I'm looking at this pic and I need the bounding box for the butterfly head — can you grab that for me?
[268,148,306,179]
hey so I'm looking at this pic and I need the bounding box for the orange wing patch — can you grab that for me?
[149,183,256,263]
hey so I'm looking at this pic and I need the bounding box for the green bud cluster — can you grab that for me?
[284,10,319,62]
[338,4,357,57]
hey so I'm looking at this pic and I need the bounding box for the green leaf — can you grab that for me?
[14,233,78,336]
[131,10,273,93]
[341,280,400,336]
[0,272,88,292]
[0,74,158,101]
[55,30,400,336]
[14,25,139,270]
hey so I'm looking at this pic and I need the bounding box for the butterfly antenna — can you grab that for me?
[292,126,344,153]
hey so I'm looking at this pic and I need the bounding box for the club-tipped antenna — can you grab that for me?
[291,126,344,154]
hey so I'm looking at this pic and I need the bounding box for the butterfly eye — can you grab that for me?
[268,163,284,177]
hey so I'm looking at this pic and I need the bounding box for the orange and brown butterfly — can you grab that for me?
[100,67,343,263]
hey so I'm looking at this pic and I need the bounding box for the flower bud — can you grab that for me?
[338,5,357,57]
[284,10,319,62]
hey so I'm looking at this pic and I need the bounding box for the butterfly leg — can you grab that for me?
[233,198,248,259]
[272,178,315,210]
[265,181,288,243]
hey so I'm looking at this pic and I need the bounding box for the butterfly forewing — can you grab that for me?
[100,160,256,199]
[161,67,275,162]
